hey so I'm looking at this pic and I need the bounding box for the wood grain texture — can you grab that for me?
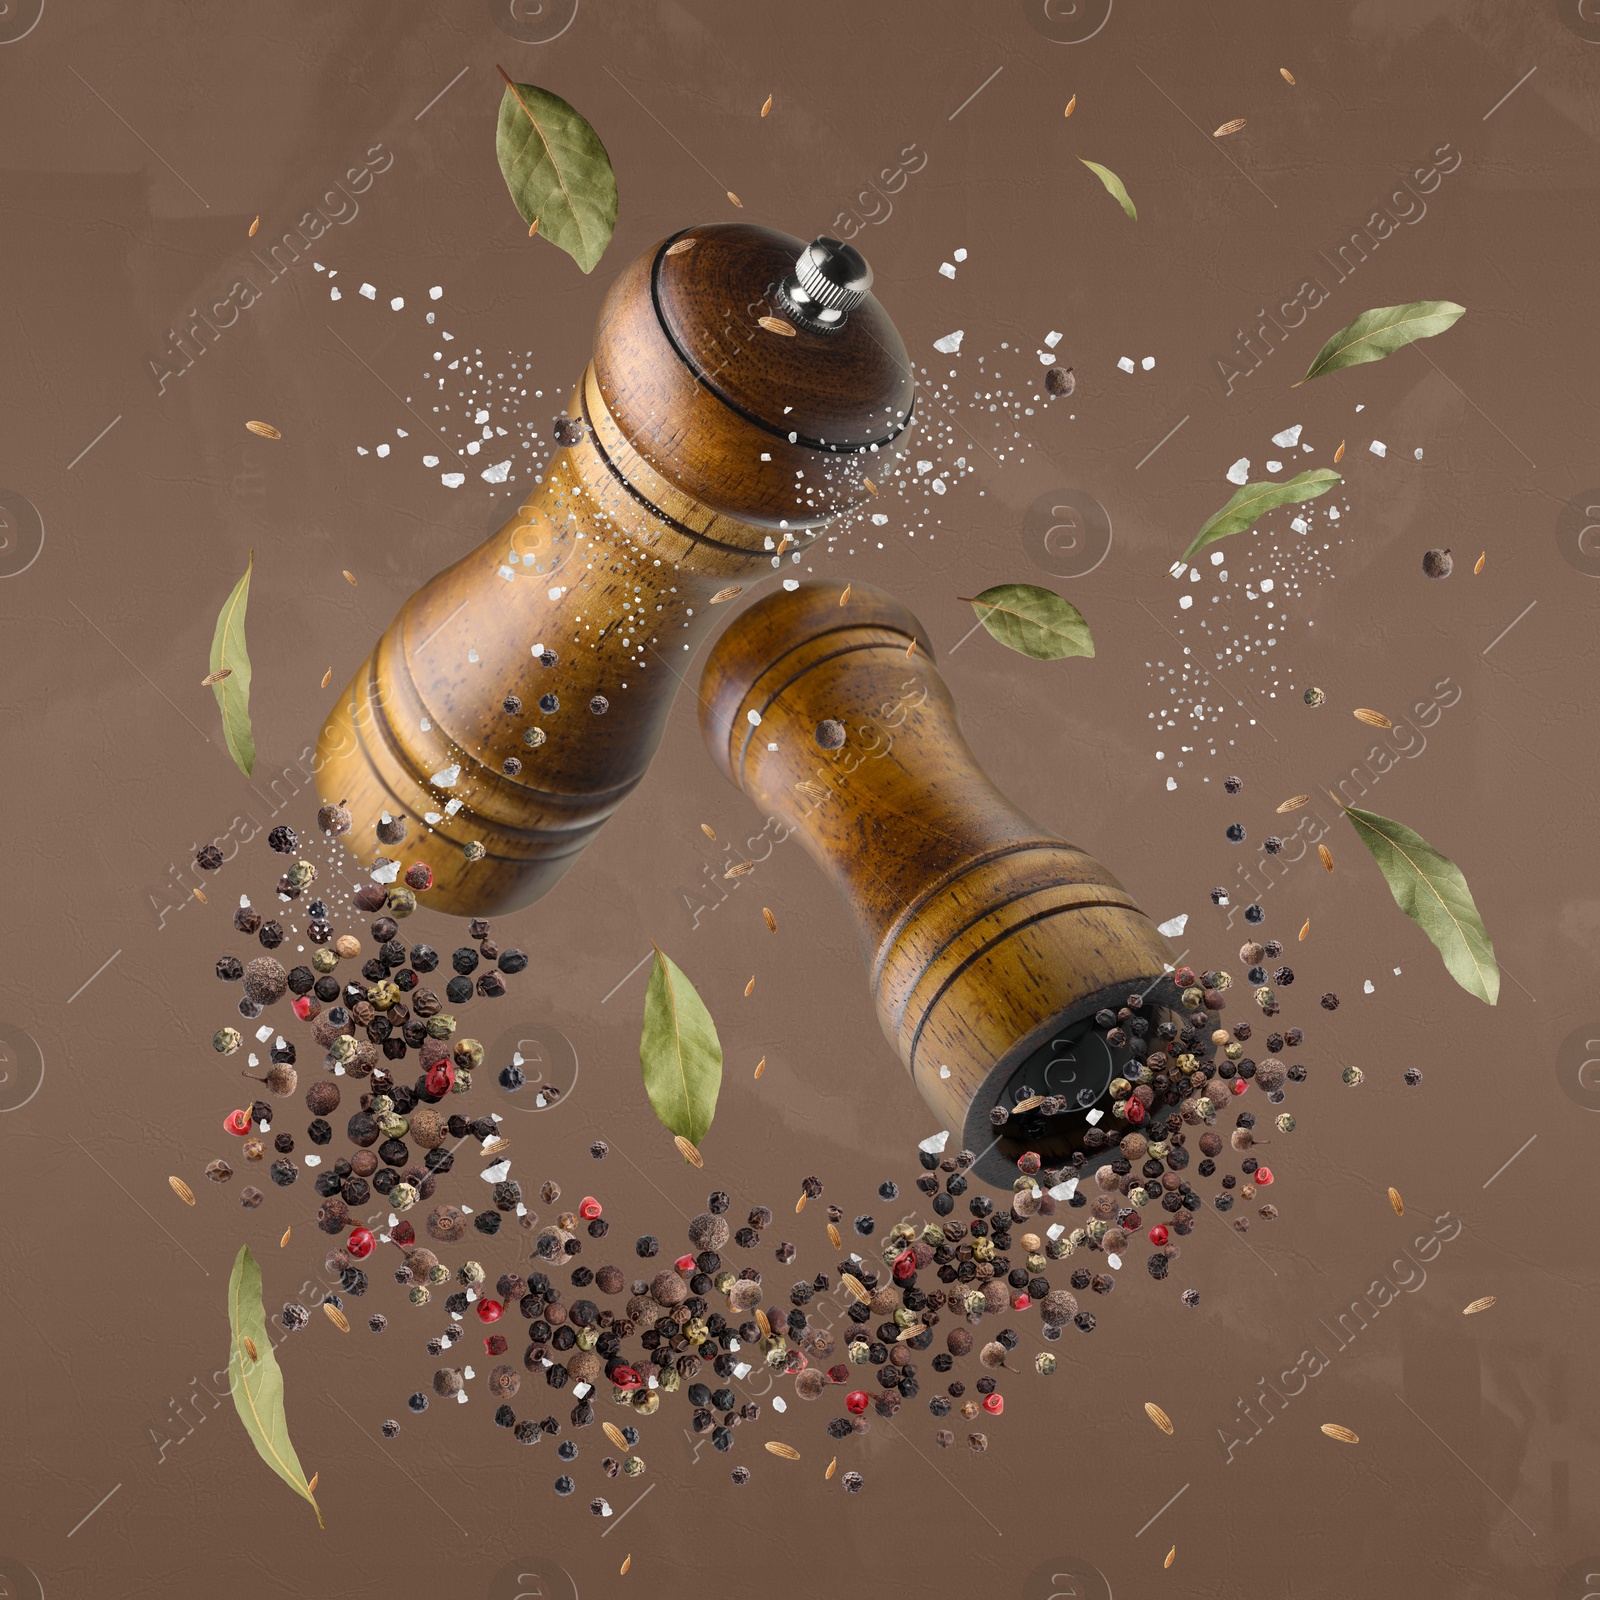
[699,580,1177,1182]
[315,225,915,915]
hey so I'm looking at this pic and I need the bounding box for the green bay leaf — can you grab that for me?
[1342,804,1498,1004]
[640,946,722,1144]
[210,550,255,778]
[1179,469,1341,566]
[227,1245,323,1527]
[496,79,618,275]
[965,583,1094,661]
[1079,159,1137,221]
[1300,300,1465,383]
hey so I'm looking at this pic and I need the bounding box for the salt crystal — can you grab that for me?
[440,472,465,487]
[1363,979,1375,993]
[918,1130,950,1154]
[871,513,888,525]
[931,479,946,495]
[424,811,442,824]
[423,455,440,467]
[1085,1109,1104,1125]
[772,1396,787,1413]
[460,1205,473,1214]
[766,742,777,751]
[444,799,463,815]
[1046,1223,1065,1240]
[1355,403,1365,412]
[1210,550,1225,566]
[371,858,400,883]
[1272,424,1303,448]
[573,1382,591,1399]
[255,1024,273,1041]
[1265,460,1282,473]
[466,441,480,455]
[782,578,799,590]
[431,764,460,787]
[475,409,490,424]
[1290,516,1309,534]
[480,1159,511,1182]
[933,330,964,354]
[481,460,511,483]
[390,296,404,311]
[916,460,933,475]
[1327,507,1340,520]
[938,262,956,279]
[499,565,515,581]
[456,1391,467,1404]
[1141,356,1155,370]
[1178,594,1193,609]
[747,709,762,726]
[516,1202,528,1217]
[1157,914,1188,936]
[1165,776,1177,790]
[1044,329,1061,347]
[1107,1252,1122,1270]
[329,287,341,301]
[939,1064,951,1079]
[466,1288,477,1301]
[247,1054,259,1068]
[1369,440,1387,457]
[1414,447,1423,460]
[377,444,390,458]
[429,286,443,299]
[955,249,969,263]
[1226,457,1250,484]
[356,446,369,456]
[1260,578,1274,593]
[547,586,564,600]
[258,1121,270,1133]
[305,1153,323,1168]
[1117,356,1136,373]
[359,283,376,300]
[733,1362,752,1379]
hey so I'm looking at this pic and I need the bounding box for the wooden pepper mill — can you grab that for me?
[316,226,914,914]
[700,580,1194,1187]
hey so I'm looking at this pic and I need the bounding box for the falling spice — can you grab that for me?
[764,1441,800,1460]
[825,1456,837,1479]
[743,976,755,997]
[673,1135,704,1168]
[320,668,332,688]
[342,570,358,587]
[1280,67,1296,85]
[528,218,540,237]
[905,637,916,660]
[201,668,233,687]
[1388,1187,1404,1216]
[1213,118,1246,137]
[1319,844,1334,873]
[241,1336,258,1362]
[725,861,755,879]
[827,1222,842,1250]
[249,215,261,237]
[245,421,281,440]
[762,907,777,933]
[755,1308,771,1338]
[1064,93,1077,117]
[324,1303,350,1333]
[1165,1546,1176,1569]
[753,1056,766,1079]
[1321,1423,1359,1444]
[1463,1296,1496,1315]
[193,887,208,904]
[1354,708,1392,729]
[279,1226,291,1248]
[710,586,743,604]
[169,1176,196,1206]
[1277,794,1310,812]
[1145,1401,1174,1435]
[307,1472,319,1494]
[665,237,696,256]
[840,584,852,605]
[758,315,797,338]
[620,1556,631,1576]
[841,1272,870,1304]
[604,1421,629,1450]
[727,191,743,208]
[1474,552,1486,575]
[1299,919,1310,942]
[862,477,877,495]
[701,823,717,840]
[760,93,772,117]
[1334,439,1346,463]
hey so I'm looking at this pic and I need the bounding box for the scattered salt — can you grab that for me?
[440,472,465,487]
[359,283,376,300]
[481,460,511,483]
[1117,356,1136,373]
[1141,356,1155,370]
[429,285,443,299]
[919,1130,950,1154]
[1272,424,1303,448]
[938,262,956,279]
[1157,914,1188,936]
[747,709,762,726]
[1226,457,1250,484]
[1369,440,1387,457]
[431,764,460,787]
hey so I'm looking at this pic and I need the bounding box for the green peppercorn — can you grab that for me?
[463,841,487,862]
[1046,1237,1071,1260]
[427,1265,449,1285]
[286,859,317,890]
[1128,1186,1149,1208]
[623,1456,645,1477]
[458,1261,485,1286]
[392,1182,419,1210]
[369,979,401,1011]
[1255,986,1276,1011]
[329,1035,358,1065]
[451,1070,473,1096]
[1027,1252,1047,1274]
[1195,1096,1216,1119]
[453,1038,484,1070]
[1304,686,1325,707]
[577,1326,600,1350]
[658,1367,680,1392]
[312,948,339,974]
[1182,986,1206,1011]
[426,1015,456,1040]
[848,1340,871,1364]
[1109,1076,1131,1099]
[631,1392,659,1416]
[921,1223,946,1246]
[1224,1042,1244,1062]
[409,1285,431,1306]
[378,1112,409,1140]
[1275,1112,1296,1133]
[1342,1065,1364,1087]
[214,1027,242,1055]
[387,886,418,918]
[1035,1352,1057,1376]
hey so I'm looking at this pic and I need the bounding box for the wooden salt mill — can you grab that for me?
[700,580,1190,1187]
[316,226,914,914]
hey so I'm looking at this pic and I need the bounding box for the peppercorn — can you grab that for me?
[258,920,284,949]
[269,1160,298,1187]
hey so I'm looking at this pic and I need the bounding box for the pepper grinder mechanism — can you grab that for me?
[315,227,914,914]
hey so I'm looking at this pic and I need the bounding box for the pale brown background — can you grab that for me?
[3,3,1599,1597]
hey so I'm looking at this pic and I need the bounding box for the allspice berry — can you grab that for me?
[687,1212,730,1252]
[306,1080,341,1116]
[376,813,408,845]
[595,1265,625,1295]
[946,1327,973,1357]
[408,1107,445,1149]
[427,1206,469,1244]
[317,799,353,835]
[432,1367,464,1398]
[795,1367,826,1400]
[814,719,846,750]
[1422,547,1453,579]
[488,1364,520,1399]
[1041,1289,1078,1327]
[651,1271,689,1308]
[979,1340,1009,1370]
[727,1279,763,1313]
[244,1062,297,1097]
[1044,364,1075,398]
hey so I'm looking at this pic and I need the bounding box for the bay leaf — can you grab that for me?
[1080,158,1136,221]
[210,551,255,778]
[226,1245,323,1526]
[1341,804,1499,1004]
[964,583,1094,661]
[1300,300,1465,383]
[496,77,617,275]
[1178,470,1341,565]
[640,946,722,1144]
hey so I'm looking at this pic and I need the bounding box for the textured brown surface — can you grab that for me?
[2,4,1599,1599]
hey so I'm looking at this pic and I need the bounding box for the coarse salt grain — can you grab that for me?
[954,248,968,262]
[938,262,956,279]
[441,472,465,488]
[1226,458,1250,484]
[431,765,460,787]
[429,286,443,299]
[390,296,404,311]
[1117,356,1136,373]
[747,709,762,726]
[1157,914,1188,936]
[481,1159,511,1182]
[1044,330,1061,347]
[255,1024,274,1041]
[933,330,964,354]
[1141,356,1155,370]
[359,283,376,300]
[919,1131,950,1154]
[1369,440,1387,457]
[772,1396,787,1413]
[1272,424,1303,448]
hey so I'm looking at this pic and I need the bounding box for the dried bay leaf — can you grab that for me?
[1080,158,1137,221]
[1341,804,1498,1003]
[496,71,617,274]
[1300,301,1465,384]
[210,551,256,777]
[963,583,1094,661]
[227,1245,323,1526]
[1179,470,1341,565]
[640,947,722,1144]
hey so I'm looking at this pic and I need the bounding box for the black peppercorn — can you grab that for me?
[475,1211,502,1236]
[269,1159,298,1187]
[258,920,284,949]
[216,955,244,981]
[445,976,473,1004]
[267,825,298,854]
